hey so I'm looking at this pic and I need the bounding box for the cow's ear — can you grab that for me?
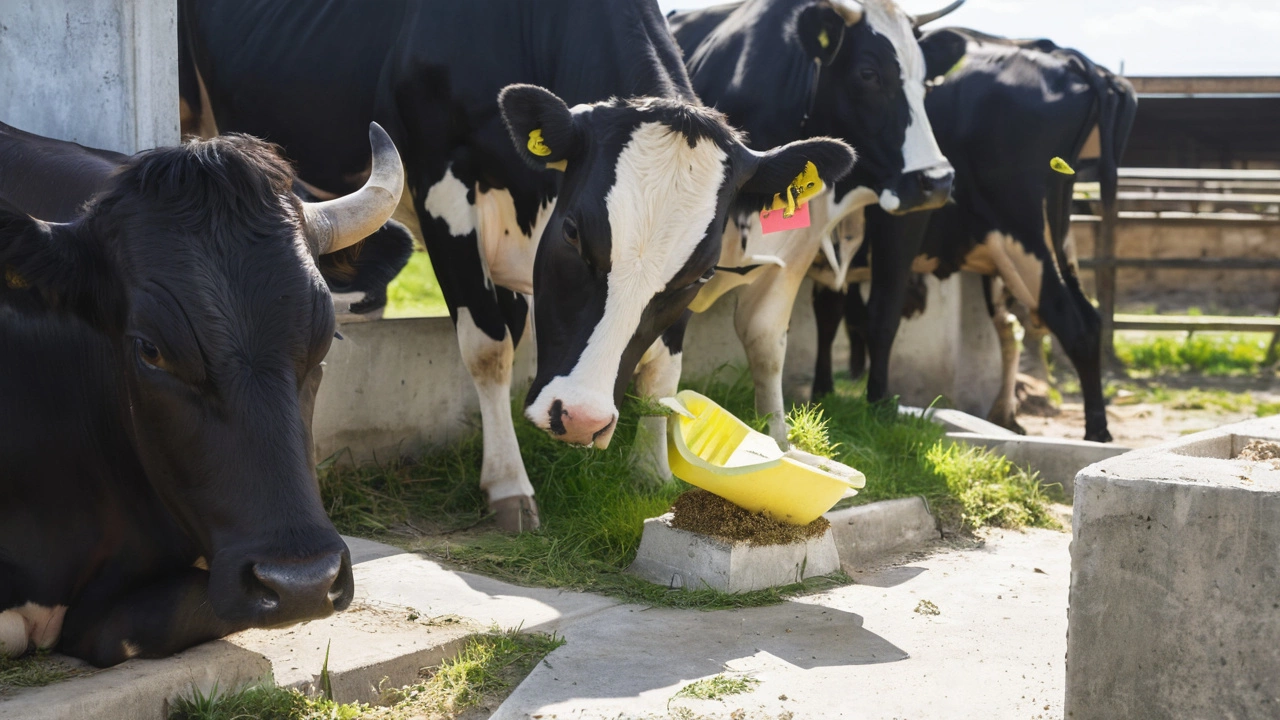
[740,137,856,206]
[796,3,848,66]
[0,206,124,331]
[499,84,579,172]
[920,28,968,82]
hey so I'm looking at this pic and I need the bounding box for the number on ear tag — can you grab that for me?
[767,161,825,218]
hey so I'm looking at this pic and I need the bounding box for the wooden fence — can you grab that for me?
[1073,167,1280,361]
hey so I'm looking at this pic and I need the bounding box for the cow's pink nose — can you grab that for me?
[548,400,618,449]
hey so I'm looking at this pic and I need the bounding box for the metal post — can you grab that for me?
[1096,204,1119,367]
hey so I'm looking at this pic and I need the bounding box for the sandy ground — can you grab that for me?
[1017,373,1280,448]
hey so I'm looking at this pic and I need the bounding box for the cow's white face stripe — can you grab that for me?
[862,0,948,175]
[423,167,475,237]
[525,122,727,429]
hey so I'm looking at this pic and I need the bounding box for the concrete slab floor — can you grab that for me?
[492,528,1070,720]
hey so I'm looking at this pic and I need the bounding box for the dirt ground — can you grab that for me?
[1018,372,1280,449]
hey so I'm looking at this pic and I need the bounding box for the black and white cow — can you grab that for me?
[0,122,403,665]
[622,0,961,477]
[810,28,1137,442]
[179,0,856,531]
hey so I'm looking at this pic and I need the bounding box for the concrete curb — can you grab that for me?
[824,497,941,571]
[902,405,1132,495]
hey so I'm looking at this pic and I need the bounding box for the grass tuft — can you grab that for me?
[672,673,760,701]
[1115,331,1273,377]
[383,251,448,319]
[0,651,81,695]
[925,443,1058,530]
[170,629,563,720]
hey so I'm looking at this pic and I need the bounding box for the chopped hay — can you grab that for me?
[1238,439,1280,468]
[668,490,829,546]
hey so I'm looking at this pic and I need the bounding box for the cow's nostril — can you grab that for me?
[250,551,347,618]
[548,399,568,435]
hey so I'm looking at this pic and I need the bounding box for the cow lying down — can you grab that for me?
[0,123,402,666]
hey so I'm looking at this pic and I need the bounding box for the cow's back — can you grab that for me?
[181,0,409,192]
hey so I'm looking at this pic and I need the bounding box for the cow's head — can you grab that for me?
[0,126,402,627]
[500,86,855,448]
[800,0,964,213]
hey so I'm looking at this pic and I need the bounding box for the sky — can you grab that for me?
[656,0,1280,76]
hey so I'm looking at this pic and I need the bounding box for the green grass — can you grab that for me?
[0,651,81,695]
[1109,382,1257,414]
[384,251,448,318]
[672,674,760,702]
[1115,331,1274,376]
[170,629,563,720]
[320,368,1056,610]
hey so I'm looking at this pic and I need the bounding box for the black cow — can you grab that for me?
[180,0,857,531]
[620,0,962,479]
[810,28,1137,442]
[0,123,403,666]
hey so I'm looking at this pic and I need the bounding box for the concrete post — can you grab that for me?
[886,272,1002,417]
[0,0,178,154]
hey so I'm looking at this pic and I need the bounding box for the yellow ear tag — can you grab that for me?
[818,29,830,49]
[527,129,553,158]
[768,161,825,218]
[1050,157,1075,175]
[944,54,967,78]
[4,265,28,289]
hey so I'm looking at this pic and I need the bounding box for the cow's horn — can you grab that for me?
[830,0,863,26]
[302,122,404,255]
[913,0,965,28]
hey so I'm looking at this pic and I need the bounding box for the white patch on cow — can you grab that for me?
[525,122,728,443]
[456,307,535,503]
[988,282,1022,429]
[862,0,950,199]
[474,189,554,296]
[121,640,142,660]
[969,232,1045,312]
[0,604,68,657]
[423,168,476,238]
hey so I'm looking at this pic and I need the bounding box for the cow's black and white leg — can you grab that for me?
[418,161,538,531]
[844,284,870,381]
[735,264,808,447]
[57,568,242,667]
[986,278,1026,435]
[630,312,689,485]
[864,209,931,404]
[812,285,844,399]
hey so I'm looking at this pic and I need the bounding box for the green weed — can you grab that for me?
[384,251,448,319]
[170,629,562,720]
[1115,331,1272,376]
[672,674,760,702]
[925,443,1058,530]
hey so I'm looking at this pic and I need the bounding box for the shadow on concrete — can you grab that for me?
[851,565,928,588]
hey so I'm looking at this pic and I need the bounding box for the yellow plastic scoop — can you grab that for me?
[663,390,866,526]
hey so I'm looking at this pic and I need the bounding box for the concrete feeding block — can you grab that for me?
[825,497,940,571]
[628,514,840,593]
[1067,416,1280,719]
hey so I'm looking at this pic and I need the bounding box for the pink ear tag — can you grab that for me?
[759,202,811,234]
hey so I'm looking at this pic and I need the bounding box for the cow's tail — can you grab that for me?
[1081,58,1139,210]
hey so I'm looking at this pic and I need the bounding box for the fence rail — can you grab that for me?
[1074,167,1280,360]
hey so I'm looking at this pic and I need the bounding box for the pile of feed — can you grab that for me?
[668,489,830,546]
[1238,439,1280,469]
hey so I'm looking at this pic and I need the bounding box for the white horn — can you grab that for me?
[830,0,864,26]
[303,122,404,255]
[913,0,966,28]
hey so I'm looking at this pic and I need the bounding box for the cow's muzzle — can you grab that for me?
[212,544,354,626]
[880,163,955,215]
[526,383,620,449]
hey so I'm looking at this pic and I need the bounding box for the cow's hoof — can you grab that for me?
[491,496,540,533]
[987,407,1026,435]
[1085,427,1113,444]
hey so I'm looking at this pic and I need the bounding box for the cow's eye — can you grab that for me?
[136,338,166,371]
[859,68,880,86]
[563,217,580,250]
[699,267,716,284]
